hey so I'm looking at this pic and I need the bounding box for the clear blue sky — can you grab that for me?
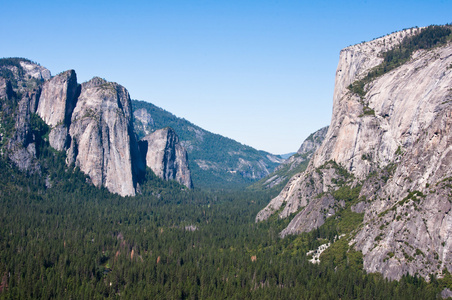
[1,1,451,154]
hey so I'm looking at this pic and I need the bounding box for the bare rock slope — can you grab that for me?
[1,59,194,196]
[257,26,452,280]
[140,127,193,189]
[66,77,145,196]
[36,70,78,151]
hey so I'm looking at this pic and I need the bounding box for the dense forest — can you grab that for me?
[0,138,451,299]
[2,25,452,299]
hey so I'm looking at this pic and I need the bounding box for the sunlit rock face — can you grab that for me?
[140,127,193,189]
[2,60,203,196]
[257,27,452,280]
[36,70,79,151]
[67,77,143,197]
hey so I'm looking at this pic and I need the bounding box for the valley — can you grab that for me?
[1,24,452,299]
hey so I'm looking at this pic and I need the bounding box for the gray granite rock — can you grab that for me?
[257,27,452,280]
[140,127,193,189]
[37,70,78,151]
[67,77,141,196]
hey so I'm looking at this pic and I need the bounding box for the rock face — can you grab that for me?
[6,92,41,173]
[67,77,144,196]
[0,58,151,197]
[19,60,51,81]
[0,58,197,195]
[36,70,79,151]
[133,108,154,136]
[296,126,329,158]
[140,127,193,189]
[0,59,46,172]
[257,27,452,279]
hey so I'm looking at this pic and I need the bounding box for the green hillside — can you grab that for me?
[249,126,328,193]
[132,100,283,190]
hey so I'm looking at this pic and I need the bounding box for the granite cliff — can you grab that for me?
[0,58,193,196]
[36,69,78,151]
[65,77,145,196]
[0,58,50,173]
[257,26,452,280]
[140,127,193,189]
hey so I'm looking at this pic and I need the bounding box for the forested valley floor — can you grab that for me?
[0,148,450,299]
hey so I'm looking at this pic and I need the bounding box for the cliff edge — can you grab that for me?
[257,26,452,280]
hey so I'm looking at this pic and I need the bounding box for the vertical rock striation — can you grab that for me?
[140,127,193,189]
[6,92,41,173]
[256,27,452,279]
[0,58,196,196]
[36,70,79,151]
[67,77,144,196]
[0,58,47,172]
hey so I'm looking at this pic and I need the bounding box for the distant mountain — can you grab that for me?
[132,100,283,190]
[279,152,295,160]
[0,57,283,194]
[248,126,328,192]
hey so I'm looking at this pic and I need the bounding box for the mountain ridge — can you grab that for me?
[249,126,328,192]
[0,60,195,195]
[0,58,283,194]
[132,100,283,190]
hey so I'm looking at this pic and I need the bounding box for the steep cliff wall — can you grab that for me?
[6,92,41,173]
[36,70,79,151]
[1,59,197,195]
[257,27,452,279]
[140,127,193,189]
[0,58,48,172]
[66,77,144,196]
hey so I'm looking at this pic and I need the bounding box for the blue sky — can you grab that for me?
[1,1,451,154]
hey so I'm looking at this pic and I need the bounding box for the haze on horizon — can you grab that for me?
[1,0,451,154]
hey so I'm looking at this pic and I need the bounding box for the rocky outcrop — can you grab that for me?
[6,92,41,173]
[19,60,51,81]
[257,27,452,279]
[256,160,348,223]
[296,126,329,159]
[133,108,154,136]
[140,127,193,188]
[1,59,50,95]
[67,77,144,196]
[36,70,79,151]
[0,78,14,101]
[2,58,200,196]
[0,59,46,172]
[1,59,202,196]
